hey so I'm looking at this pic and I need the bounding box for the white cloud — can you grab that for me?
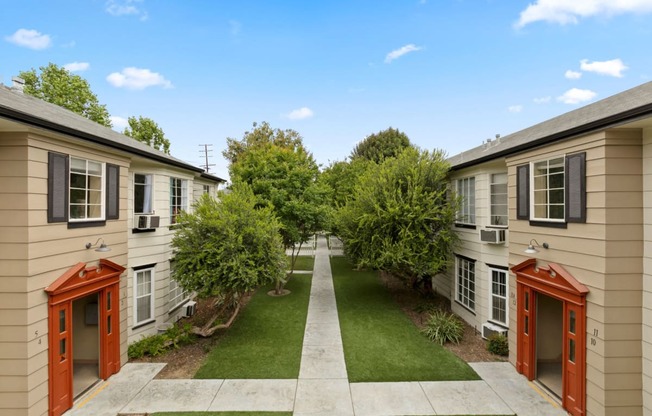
[106,67,172,90]
[565,70,582,79]
[285,107,314,120]
[533,96,552,104]
[557,88,597,104]
[580,58,628,77]
[105,0,148,20]
[64,62,90,72]
[5,29,51,50]
[516,0,652,28]
[385,44,423,63]
[110,116,129,131]
[508,105,523,113]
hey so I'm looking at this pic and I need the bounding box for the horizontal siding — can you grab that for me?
[642,128,652,415]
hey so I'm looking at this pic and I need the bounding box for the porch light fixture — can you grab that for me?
[524,239,549,254]
[85,238,111,252]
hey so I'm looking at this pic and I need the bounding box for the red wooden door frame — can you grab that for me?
[45,260,125,416]
[511,259,588,416]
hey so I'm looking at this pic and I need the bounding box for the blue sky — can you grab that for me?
[2,0,652,180]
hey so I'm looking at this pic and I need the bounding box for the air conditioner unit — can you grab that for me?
[480,228,506,244]
[134,215,160,230]
[482,322,508,340]
[183,300,197,318]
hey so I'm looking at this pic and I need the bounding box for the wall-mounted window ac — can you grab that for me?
[482,322,508,340]
[480,228,506,244]
[184,300,197,318]
[134,215,160,230]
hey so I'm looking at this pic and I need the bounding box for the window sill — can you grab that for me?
[132,319,155,330]
[487,320,508,330]
[485,225,508,229]
[68,220,106,229]
[455,223,477,230]
[528,220,567,229]
[454,300,476,316]
[132,228,157,233]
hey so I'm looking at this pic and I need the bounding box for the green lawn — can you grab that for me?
[331,257,479,382]
[288,255,314,271]
[194,274,311,379]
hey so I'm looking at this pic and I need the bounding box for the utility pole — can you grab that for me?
[199,144,216,173]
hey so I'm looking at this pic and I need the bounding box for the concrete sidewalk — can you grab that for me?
[65,235,566,415]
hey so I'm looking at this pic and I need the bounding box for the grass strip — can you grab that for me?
[289,255,314,271]
[194,274,311,379]
[331,257,479,382]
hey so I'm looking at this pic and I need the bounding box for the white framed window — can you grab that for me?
[490,173,508,227]
[134,173,154,214]
[69,157,105,221]
[488,267,508,326]
[170,178,188,224]
[456,177,475,225]
[531,156,565,221]
[168,260,188,310]
[455,256,476,311]
[203,184,210,194]
[134,267,155,325]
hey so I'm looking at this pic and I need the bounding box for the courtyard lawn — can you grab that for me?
[331,257,480,382]
[194,274,311,379]
[288,255,314,271]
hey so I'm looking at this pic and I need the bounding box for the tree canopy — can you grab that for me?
[223,121,304,166]
[337,147,458,292]
[350,127,412,163]
[19,63,112,127]
[123,115,171,154]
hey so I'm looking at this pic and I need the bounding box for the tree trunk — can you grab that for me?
[191,296,242,337]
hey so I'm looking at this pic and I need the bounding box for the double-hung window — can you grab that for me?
[170,178,188,224]
[516,152,586,225]
[168,260,188,310]
[456,256,476,311]
[489,267,508,326]
[134,266,155,325]
[490,173,508,226]
[47,152,120,225]
[134,174,154,214]
[456,177,475,226]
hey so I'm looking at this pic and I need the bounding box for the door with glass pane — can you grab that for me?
[564,303,585,416]
[100,284,120,377]
[517,284,536,379]
[49,302,72,416]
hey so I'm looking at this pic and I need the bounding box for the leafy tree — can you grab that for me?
[226,122,331,293]
[351,127,412,163]
[319,158,371,209]
[19,63,112,127]
[170,186,287,335]
[123,115,171,154]
[337,147,459,293]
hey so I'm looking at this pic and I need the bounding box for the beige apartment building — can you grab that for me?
[435,81,652,415]
[0,81,223,416]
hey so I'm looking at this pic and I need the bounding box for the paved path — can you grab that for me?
[65,235,567,415]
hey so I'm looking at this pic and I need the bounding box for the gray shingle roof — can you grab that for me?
[0,84,226,182]
[448,81,652,169]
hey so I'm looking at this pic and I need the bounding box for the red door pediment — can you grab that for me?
[45,259,125,305]
[511,258,588,305]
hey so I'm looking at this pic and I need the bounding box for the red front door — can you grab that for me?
[517,284,536,379]
[49,302,73,416]
[564,303,586,416]
[100,285,121,377]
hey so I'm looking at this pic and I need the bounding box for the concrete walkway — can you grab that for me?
[65,235,567,415]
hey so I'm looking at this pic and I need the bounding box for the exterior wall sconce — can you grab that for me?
[524,239,549,254]
[86,238,111,252]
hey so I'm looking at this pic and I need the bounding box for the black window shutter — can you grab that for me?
[516,164,529,220]
[106,164,120,220]
[48,152,69,223]
[565,152,586,223]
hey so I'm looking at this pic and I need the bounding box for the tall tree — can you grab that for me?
[123,116,171,154]
[351,127,411,163]
[337,147,459,293]
[171,186,287,336]
[226,122,331,294]
[19,63,112,127]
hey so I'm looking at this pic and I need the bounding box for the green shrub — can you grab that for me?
[487,333,509,356]
[127,323,195,359]
[421,310,464,345]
